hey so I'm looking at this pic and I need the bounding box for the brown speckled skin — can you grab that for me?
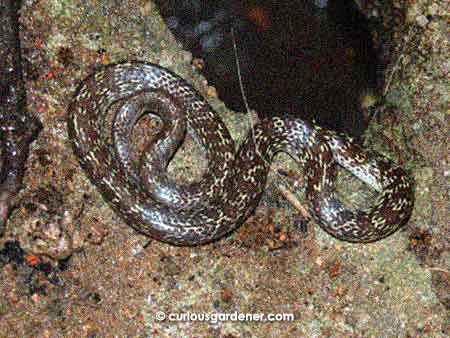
[0,0,42,232]
[68,62,414,245]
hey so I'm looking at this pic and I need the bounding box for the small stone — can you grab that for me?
[179,50,192,64]
[207,86,218,98]
[140,1,154,16]
[427,3,439,16]
[31,293,41,304]
[416,15,429,28]
[192,58,205,70]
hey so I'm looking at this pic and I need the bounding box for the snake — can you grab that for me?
[67,61,414,246]
[0,0,42,231]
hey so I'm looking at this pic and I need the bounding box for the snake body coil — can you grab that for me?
[68,62,414,245]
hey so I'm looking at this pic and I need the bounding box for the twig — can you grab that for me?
[277,184,311,219]
[230,27,258,144]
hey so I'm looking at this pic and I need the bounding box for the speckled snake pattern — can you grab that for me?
[68,61,414,245]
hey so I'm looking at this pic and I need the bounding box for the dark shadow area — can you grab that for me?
[156,0,381,136]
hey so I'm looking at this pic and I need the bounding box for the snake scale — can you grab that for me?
[68,61,414,245]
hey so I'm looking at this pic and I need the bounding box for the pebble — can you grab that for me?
[416,15,429,28]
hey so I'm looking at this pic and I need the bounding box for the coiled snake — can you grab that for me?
[68,61,414,245]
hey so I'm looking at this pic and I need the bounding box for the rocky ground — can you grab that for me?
[0,0,448,337]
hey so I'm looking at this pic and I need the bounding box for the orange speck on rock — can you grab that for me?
[327,260,341,279]
[101,54,111,65]
[207,86,218,98]
[192,58,205,70]
[45,71,54,80]
[25,254,40,267]
[332,284,347,298]
[34,37,42,49]
[221,288,233,302]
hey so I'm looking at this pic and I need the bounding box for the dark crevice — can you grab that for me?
[155,0,381,137]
